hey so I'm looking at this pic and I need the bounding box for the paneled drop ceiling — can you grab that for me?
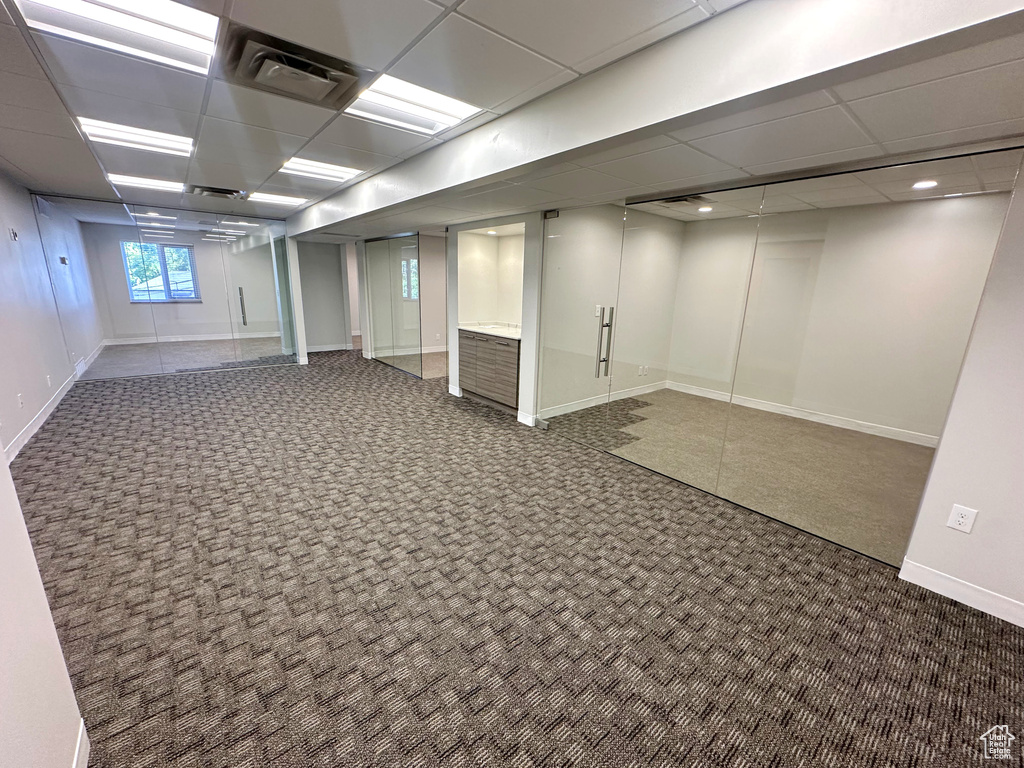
[0,0,747,219]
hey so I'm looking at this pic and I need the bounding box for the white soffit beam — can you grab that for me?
[289,0,1024,236]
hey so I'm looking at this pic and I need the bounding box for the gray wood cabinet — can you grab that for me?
[458,330,520,408]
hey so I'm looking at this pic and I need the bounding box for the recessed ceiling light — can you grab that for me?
[132,211,175,220]
[247,192,308,206]
[79,118,192,156]
[487,230,497,235]
[281,157,361,183]
[108,174,184,193]
[344,74,481,135]
[212,228,246,235]
[698,206,713,212]
[220,220,259,228]
[17,0,219,74]
[912,180,938,190]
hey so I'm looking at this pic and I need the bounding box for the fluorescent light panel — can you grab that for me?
[281,157,361,183]
[132,211,175,220]
[212,229,246,235]
[17,0,219,74]
[345,74,481,135]
[220,220,259,228]
[248,192,307,206]
[108,174,184,193]
[79,118,192,156]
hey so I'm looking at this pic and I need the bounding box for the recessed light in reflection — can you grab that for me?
[698,206,713,212]
[487,230,497,235]
[913,180,938,189]
[944,193,964,198]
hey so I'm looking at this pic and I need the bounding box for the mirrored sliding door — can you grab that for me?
[365,234,422,377]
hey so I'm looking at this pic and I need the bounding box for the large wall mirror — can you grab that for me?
[538,148,1020,565]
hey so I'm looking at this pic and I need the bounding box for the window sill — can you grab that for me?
[129,299,203,304]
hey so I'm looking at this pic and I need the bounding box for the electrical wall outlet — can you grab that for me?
[17,393,24,408]
[435,333,440,341]
[643,365,649,376]
[638,365,643,376]
[947,504,977,533]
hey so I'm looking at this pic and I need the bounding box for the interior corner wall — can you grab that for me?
[346,243,360,336]
[457,232,498,325]
[418,234,447,352]
[900,183,1024,628]
[297,241,350,352]
[0,173,80,462]
[496,234,524,326]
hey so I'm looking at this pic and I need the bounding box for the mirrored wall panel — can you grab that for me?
[33,196,297,380]
[365,234,422,377]
[538,148,1020,564]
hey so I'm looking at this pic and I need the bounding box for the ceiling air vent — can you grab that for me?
[217,24,374,109]
[187,185,246,200]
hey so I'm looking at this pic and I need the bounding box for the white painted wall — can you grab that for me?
[82,224,281,342]
[33,198,104,372]
[457,232,524,327]
[0,458,88,768]
[419,234,447,352]
[901,183,1024,627]
[297,241,351,352]
[496,234,524,326]
[0,175,80,461]
[346,244,360,336]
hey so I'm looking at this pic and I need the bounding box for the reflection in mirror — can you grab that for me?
[365,235,422,377]
[718,149,1019,564]
[32,197,297,379]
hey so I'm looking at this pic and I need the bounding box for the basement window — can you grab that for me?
[401,257,419,300]
[121,241,201,302]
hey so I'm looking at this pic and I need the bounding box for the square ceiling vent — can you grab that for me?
[218,23,373,110]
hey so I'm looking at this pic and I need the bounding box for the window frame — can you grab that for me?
[401,256,419,301]
[120,241,202,303]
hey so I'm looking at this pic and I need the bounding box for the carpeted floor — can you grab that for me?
[82,338,293,379]
[549,389,932,566]
[11,351,1023,767]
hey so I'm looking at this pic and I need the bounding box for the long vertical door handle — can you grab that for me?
[603,306,614,377]
[594,306,606,378]
[238,286,248,326]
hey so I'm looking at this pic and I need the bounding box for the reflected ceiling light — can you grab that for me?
[16,0,219,74]
[79,118,192,156]
[137,221,174,228]
[281,157,361,183]
[220,220,259,228]
[344,74,481,135]
[944,193,964,198]
[132,211,175,220]
[912,180,938,189]
[698,206,713,212]
[486,230,497,235]
[108,174,184,193]
[247,192,307,206]
[212,228,246,235]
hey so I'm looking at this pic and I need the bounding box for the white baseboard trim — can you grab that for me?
[517,411,536,426]
[730,395,939,447]
[103,332,280,345]
[421,345,448,354]
[3,371,76,465]
[76,340,105,378]
[449,384,462,397]
[900,559,1024,628]
[665,381,731,402]
[306,343,353,352]
[538,380,668,420]
[72,717,89,768]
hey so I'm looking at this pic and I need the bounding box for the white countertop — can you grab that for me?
[458,323,521,340]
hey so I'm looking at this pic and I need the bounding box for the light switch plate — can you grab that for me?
[947,504,977,533]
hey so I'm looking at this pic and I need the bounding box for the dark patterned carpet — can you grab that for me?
[11,351,1023,767]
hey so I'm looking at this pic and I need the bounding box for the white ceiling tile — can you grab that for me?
[971,149,1023,170]
[0,128,107,195]
[91,144,191,180]
[668,91,835,142]
[630,168,749,198]
[58,86,201,136]
[187,158,282,189]
[593,143,734,186]
[388,15,566,110]
[259,174,343,195]
[789,186,889,205]
[317,113,434,156]
[198,118,307,159]
[0,105,78,139]
[34,35,207,113]
[524,168,638,197]
[695,187,764,203]
[690,107,876,169]
[759,195,816,213]
[455,183,566,213]
[742,145,882,176]
[833,32,1024,102]
[491,69,577,114]
[880,117,1024,156]
[460,0,699,69]
[853,156,975,183]
[575,135,678,167]
[206,81,335,138]
[847,59,1024,142]
[230,0,443,71]
[0,24,47,79]
[0,70,67,114]
[296,140,395,172]
[433,110,500,140]
[504,162,581,183]
[811,196,890,209]
[871,172,980,196]
[0,154,39,189]
[575,7,708,73]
